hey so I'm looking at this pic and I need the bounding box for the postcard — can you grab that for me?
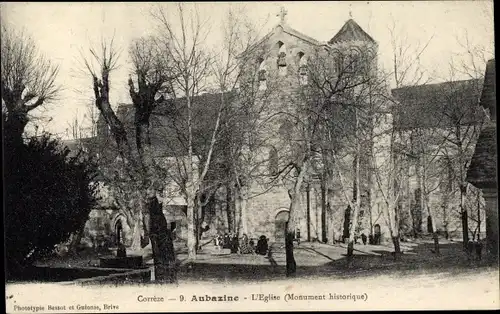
[3,1,498,312]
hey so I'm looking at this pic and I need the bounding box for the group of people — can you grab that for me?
[214,233,269,256]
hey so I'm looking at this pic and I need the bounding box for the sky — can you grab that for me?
[1,1,494,139]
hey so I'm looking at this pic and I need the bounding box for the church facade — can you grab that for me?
[204,15,382,243]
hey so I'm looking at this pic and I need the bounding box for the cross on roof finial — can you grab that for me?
[277,6,288,24]
[349,4,353,19]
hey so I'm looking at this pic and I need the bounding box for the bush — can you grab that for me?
[4,134,98,277]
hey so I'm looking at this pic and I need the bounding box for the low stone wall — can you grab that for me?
[6,266,130,283]
[62,267,151,285]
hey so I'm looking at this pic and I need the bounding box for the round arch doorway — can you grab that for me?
[274,210,289,242]
[115,219,123,246]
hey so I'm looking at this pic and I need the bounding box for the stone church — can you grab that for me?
[75,10,486,249]
[230,12,380,243]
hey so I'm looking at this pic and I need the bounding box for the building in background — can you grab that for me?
[467,59,497,257]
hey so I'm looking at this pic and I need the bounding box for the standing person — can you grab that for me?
[474,235,483,261]
[223,233,230,249]
[230,233,239,254]
[213,233,221,250]
[255,235,269,256]
[217,233,223,250]
[361,233,367,245]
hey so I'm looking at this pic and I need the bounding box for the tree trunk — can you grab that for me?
[195,193,205,251]
[226,184,234,233]
[306,184,311,242]
[346,240,354,257]
[4,110,29,144]
[186,186,196,261]
[235,184,249,236]
[383,200,401,258]
[442,162,451,240]
[321,184,327,243]
[392,236,401,259]
[460,183,469,249]
[285,222,296,276]
[130,210,143,251]
[147,195,176,283]
[94,80,134,168]
[195,197,200,252]
[415,160,424,237]
[347,152,361,263]
[286,160,308,277]
[135,111,152,159]
[443,205,449,240]
[240,185,249,235]
[477,191,481,240]
[347,204,360,261]
[342,206,351,243]
[426,197,440,254]
[432,232,440,255]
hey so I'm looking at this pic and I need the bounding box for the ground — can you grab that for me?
[7,238,498,310]
[31,237,498,284]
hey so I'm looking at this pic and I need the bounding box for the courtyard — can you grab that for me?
[27,237,498,285]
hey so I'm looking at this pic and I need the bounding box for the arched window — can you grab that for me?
[297,52,308,85]
[330,49,343,74]
[277,41,287,76]
[257,58,267,91]
[345,48,363,73]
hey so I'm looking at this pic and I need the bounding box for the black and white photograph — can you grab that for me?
[3,1,498,312]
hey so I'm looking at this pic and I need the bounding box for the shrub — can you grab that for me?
[4,134,98,277]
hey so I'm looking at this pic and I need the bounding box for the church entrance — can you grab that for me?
[115,220,123,246]
[275,210,289,242]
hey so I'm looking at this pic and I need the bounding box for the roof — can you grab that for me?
[240,18,376,59]
[281,23,322,46]
[391,79,484,130]
[239,23,322,60]
[328,19,376,45]
[98,92,235,160]
[466,124,497,189]
[479,59,496,120]
[467,59,497,189]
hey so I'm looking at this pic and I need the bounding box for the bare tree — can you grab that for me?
[66,110,84,140]
[308,41,384,262]
[213,6,275,237]
[438,78,484,249]
[152,3,216,261]
[270,41,380,273]
[1,24,60,143]
[128,34,178,281]
[371,126,405,257]
[444,31,491,248]
[390,73,483,255]
[81,34,177,282]
[386,19,437,243]
[387,17,434,89]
